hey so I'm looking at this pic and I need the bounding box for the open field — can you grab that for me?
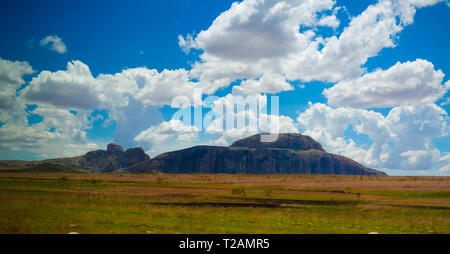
[0,173,449,234]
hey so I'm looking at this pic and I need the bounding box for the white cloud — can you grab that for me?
[318,14,340,28]
[0,103,103,159]
[205,93,298,145]
[178,34,195,54]
[409,0,447,8]
[2,0,449,166]
[135,119,200,144]
[441,94,450,106]
[21,61,101,109]
[232,73,294,95]
[180,0,440,94]
[323,59,449,108]
[183,0,338,93]
[439,153,450,172]
[21,60,198,113]
[132,68,198,107]
[134,92,299,151]
[9,60,198,158]
[112,100,162,149]
[0,57,34,110]
[0,57,34,85]
[297,102,448,170]
[40,35,67,54]
[32,105,92,142]
[134,119,200,155]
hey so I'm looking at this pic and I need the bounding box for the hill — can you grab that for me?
[0,144,150,173]
[3,163,85,173]
[0,134,386,175]
[128,133,386,175]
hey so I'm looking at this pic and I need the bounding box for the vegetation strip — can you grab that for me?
[148,201,297,208]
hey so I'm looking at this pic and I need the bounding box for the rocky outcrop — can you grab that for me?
[0,134,385,175]
[128,134,386,175]
[80,143,150,172]
[231,133,324,151]
[34,143,151,173]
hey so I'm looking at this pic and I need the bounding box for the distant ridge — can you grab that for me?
[0,134,386,175]
[2,163,85,174]
[128,133,386,175]
[0,143,150,173]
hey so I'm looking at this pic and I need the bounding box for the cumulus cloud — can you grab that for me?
[112,100,162,149]
[20,60,198,113]
[183,0,338,93]
[179,0,439,94]
[21,61,101,109]
[205,93,298,145]
[132,68,198,107]
[8,60,198,158]
[134,92,299,151]
[40,35,67,54]
[2,0,449,168]
[317,14,340,28]
[0,102,103,159]
[178,34,195,54]
[439,153,450,172]
[409,0,448,8]
[0,57,34,110]
[297,103,448,170]
[232,73,294,95]
[323,59,449,108]
[134,119,201,155]
[135,119,200,144]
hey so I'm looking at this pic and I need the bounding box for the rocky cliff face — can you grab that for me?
[231,133,324,151]
[0,143,151,173]
[80,143,150,172]
[1,134,385,175]
[128,134,386,175]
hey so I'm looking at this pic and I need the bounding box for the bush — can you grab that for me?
[58,176,69,183]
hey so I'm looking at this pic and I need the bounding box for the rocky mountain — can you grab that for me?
[231,133,324,151]
[0,134,386,175]
[79,143,150,172]
[127,133,386,175]
[0,143,150,173]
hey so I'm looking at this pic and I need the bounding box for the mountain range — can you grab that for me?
[0,133,386,175]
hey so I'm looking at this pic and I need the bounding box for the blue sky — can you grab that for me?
[0,0,449,175]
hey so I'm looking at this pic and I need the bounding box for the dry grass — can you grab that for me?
[0,173,449,233]
[1,173,449,191]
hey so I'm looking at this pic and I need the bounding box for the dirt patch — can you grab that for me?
[155,193,199,199]
[224,197,358,206]
[386,204,450,210]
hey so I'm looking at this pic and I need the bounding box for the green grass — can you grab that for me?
[1,191,447,234]
[0,175,449,234]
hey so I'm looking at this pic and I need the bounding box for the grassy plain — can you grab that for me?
[0,173,449,234]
